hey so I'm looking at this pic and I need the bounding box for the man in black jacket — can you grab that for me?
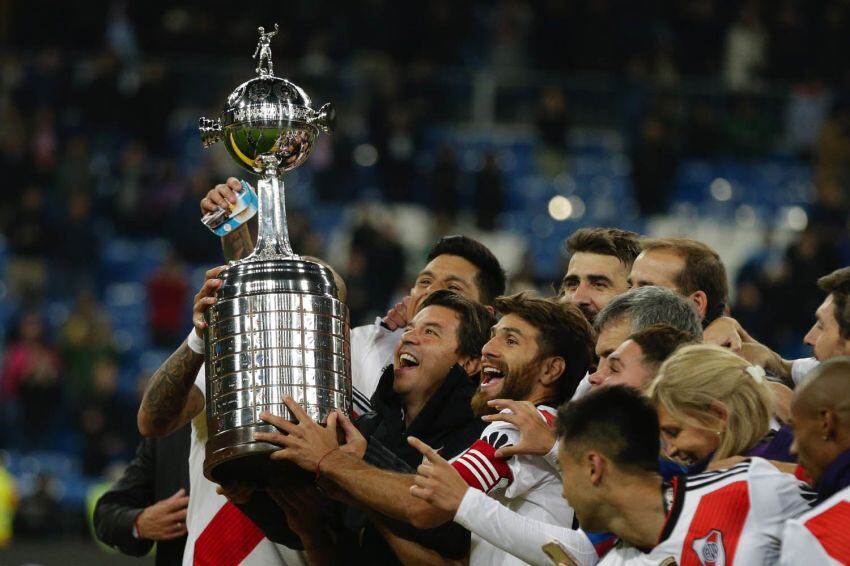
[93,425,190,566]
[257,289,495,563]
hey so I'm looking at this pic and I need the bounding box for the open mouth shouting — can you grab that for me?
[480,361,506,388]
[397,351,421,371]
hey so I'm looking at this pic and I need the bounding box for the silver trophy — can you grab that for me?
[198,25,349,483]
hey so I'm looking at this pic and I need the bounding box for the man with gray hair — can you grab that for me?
[579,286,702,396]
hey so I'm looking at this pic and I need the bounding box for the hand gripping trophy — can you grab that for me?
[198,26,349,484]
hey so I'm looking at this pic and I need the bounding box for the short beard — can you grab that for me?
[470,358,540,417]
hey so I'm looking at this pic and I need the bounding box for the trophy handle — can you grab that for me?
[245,156,297,261]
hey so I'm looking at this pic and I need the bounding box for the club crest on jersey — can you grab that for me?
[691,529,726,566]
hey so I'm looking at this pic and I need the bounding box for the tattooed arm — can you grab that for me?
[137,266,227,437]
[137,342,206,437]
[199,178,257,262]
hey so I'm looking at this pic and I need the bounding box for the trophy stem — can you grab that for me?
[246,157,296,261]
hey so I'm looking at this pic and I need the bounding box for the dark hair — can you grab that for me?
[818,267,850,340]
[556,385,659,473]
[420,289,496,360]
[629,324,697,371]
[427,235,506,305]
[494,293,595,402]
[565,227,642,270]
[641,237,729,324]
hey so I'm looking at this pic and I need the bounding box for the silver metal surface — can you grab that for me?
[198,27,347,483]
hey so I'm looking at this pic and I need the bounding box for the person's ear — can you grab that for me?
[540,356,566,386]
[587,452,606,486]
[459,356,481,377]
[689,290,708,320]
[485,305,496,315]
[822,408,838,440]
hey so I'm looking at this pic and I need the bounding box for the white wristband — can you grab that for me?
[187,329,205,355]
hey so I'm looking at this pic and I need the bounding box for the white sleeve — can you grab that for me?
[350,319,401,413]
[194,365,206,400]
[544,441,560,474]
[791,358,819,386]
[780,519,838,566]
[749,458,816,561]
[454,487,599,566]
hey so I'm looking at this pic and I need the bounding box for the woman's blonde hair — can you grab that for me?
[647,344,772,461]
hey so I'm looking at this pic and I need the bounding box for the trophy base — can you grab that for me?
[204,440,311,487]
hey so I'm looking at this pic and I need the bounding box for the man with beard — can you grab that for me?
[256,295,594,565]
[201,179,506,415]
[557,227,641,323]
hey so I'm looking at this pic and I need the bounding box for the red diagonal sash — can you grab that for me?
[194,501,265,566]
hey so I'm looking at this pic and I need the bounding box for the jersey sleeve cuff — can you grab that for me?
[453,486,482,525]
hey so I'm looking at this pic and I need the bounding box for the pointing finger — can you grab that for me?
[407,436,445,465]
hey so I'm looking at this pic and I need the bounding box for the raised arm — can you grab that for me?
[200,178,257,262]
[138,266,225,436]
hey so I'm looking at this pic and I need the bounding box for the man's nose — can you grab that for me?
[481,337,499,359]
[572,281,593,304]
[803,325,818,347]
[588,368,605,387]
[402,327,421,345]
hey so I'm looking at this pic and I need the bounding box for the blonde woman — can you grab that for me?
[648,343,786,471]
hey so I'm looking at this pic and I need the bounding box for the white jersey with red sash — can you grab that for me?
[183,368,307,566]
[449,405,573,565]
[781,484,850,565]
[599,458,815,566]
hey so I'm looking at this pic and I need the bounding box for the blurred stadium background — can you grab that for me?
[1,0,849,561]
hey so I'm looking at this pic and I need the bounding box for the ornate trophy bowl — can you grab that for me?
[198,25,349,485]
[200,75,334,176]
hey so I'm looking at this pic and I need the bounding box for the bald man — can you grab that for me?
[781,357,850,565]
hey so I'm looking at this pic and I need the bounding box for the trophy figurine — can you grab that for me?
[198,25,349,484]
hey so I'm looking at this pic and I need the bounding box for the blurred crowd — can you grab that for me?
[2,0,850,546]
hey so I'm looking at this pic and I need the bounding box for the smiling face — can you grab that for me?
[559,252,630,322]
[804,295,850,362]
[408,254,482,319]
[393,305,463,401]
[588,317,631,390]
[472,313,543,416]
[604,339,654,391]
[656,403,721,467]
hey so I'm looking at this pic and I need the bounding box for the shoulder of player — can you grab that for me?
[795,490,850,564]
[684,459,752,491]
[800,485,850,528]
